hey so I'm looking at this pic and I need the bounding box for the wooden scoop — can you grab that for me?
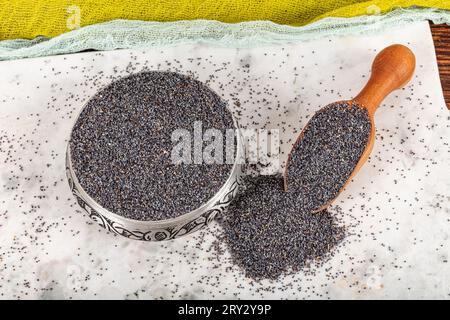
[284,44,416,210]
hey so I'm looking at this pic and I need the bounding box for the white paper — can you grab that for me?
[0,21,449,299]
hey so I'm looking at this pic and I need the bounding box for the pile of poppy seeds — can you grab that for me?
[218,175,347,280]
[69,71,235,221]
[218,102,372,280]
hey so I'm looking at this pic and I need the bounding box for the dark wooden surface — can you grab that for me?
[430,23,450,109]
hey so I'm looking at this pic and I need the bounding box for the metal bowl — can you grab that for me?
[65,78,243,241]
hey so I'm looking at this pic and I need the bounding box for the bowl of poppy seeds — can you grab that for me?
[66,71,242,241]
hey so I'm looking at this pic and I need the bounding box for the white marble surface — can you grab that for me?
[0,21,449,299]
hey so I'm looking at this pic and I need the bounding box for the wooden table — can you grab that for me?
[430,23,450,109]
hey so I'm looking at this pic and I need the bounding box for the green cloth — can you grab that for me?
[0,8,449,61]
[1,0,450,40]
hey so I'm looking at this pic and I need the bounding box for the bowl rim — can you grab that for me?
[66,71,243,229]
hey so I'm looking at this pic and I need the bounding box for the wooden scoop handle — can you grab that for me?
[353,44,416,115]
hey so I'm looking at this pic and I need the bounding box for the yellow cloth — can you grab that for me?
[0,0,449,40]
